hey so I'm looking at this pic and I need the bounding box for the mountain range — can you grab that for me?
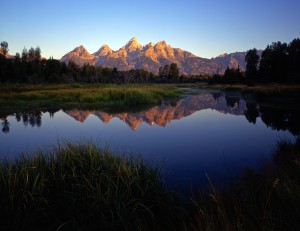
[61,37,260,75]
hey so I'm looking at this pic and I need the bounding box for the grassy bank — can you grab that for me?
[0,84,182,115]
[191,139,300,230]
[206,83,300,97]
[203,83,300,110]
[1,140,300,230]
[0,142,186,230]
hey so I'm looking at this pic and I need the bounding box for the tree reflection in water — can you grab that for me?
[1,91,300,136]
[1,119,10,133]
[1,111,50,133]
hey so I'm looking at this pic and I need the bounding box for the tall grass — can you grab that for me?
[1,139,299,230]
[0,142,188,230]
[190,139,300,231]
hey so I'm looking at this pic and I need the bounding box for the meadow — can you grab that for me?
[0,83,182,115]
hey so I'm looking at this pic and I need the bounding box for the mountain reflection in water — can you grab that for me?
[64,93,246,130]
[1,90,300,135]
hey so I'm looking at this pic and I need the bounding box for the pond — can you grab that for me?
[1,89,299,194]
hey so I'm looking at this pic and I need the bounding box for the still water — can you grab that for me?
[0,90,298,193]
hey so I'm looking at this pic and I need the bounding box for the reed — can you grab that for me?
[190,139,300,230]
[0,142,188,230]
[1,139,299,230]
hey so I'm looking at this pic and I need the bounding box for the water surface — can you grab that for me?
[1,90,298,193]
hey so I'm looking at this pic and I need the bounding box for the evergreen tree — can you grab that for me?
[34,46,41,61]
[245,48,259,82]
[169,63,179,80]
[259,42,288,83]
[287,38,300,82]
[21,48,28,62]
[28,47,35,62]
[163,65,170,78]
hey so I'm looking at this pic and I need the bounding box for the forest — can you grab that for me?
[209,38,300,84]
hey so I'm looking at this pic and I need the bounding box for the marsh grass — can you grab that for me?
[206,83,300,97]
[1,140,299,230]
[0,84,182,116]
[190,139,300,231]
[0,142,189,230]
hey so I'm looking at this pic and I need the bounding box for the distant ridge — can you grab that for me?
[61,38,261,75]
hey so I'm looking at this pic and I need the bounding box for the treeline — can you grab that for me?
[0,42,207,84]
[0,42,155,83]
[209,66,244,84]
[248,38,300,83]
[210,38,300,84]
[156,63,211,83]
[1,111,43,133]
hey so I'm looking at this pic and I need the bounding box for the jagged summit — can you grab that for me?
[146,42,154,47]
[72,45,89,55]
[156,40,167,46]
[93,44,112,56]
[99,44,111,50]
[126,37,139,45]
[61,45,95,65]
[61,38,252,75]
[143,42,154,51]
[218,53,228,58]
[124,37,142,52]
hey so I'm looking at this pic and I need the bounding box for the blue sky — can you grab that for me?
[1,0,299,59]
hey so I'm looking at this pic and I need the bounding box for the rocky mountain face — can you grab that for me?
[61,37,254,75]
[61,45,97,66]
[64,92,246,131]
[212,50,263,71]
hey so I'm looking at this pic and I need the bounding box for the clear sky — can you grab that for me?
[1,0,299,59]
